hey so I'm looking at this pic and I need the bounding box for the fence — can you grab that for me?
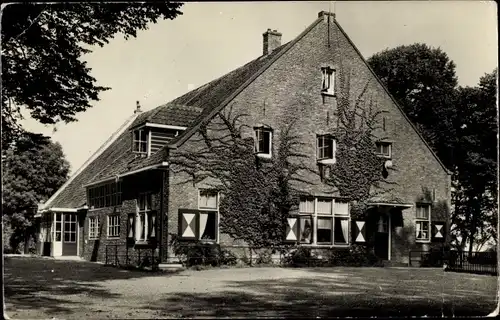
[409,249,497,275]
[105,244,160,270]
[445,251,497,275]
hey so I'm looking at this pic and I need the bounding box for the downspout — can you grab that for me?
[159,169,166,263]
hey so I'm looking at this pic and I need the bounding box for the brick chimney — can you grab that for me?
[134,101,142,114]
[262,28,282,55]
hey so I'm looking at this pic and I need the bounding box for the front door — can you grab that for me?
[62,213,77,256]
[374,213,389,260]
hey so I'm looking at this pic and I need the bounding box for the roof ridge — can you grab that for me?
[42,113,139,209]
[333,19,451,175]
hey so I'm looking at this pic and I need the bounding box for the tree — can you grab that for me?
[1,2,183,149]
[2,134,70,252]
[451,69,497,253]
[367,43,458,169]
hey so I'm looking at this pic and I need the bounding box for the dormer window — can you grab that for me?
[321,67,335,96]
[376,141,392,158]
[133,129,148,155]
[254,127,272,158]
[317,135,336,164]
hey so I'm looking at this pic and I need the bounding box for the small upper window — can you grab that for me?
[317,135,336,162]
[376,142,392,158]
[133,129,148,154]
[254,127,272,157]
[321,67,335,95]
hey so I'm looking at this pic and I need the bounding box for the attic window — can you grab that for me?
[321,67,335,96]
[133,129,148,155]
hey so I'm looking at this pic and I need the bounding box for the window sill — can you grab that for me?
[321,91,335,97]
[107,236,120,239]
[317,158,336,165]
[88,205,122,212]
[376,154,392,159]
[415,239,431,243]
[299,243,350,248]
[256,153,272,159]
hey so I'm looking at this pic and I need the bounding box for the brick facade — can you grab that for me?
[165,13,451,264]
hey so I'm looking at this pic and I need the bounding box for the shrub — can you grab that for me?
[170,235,238,267]
[421,247,445,267]
[255,249,274,265]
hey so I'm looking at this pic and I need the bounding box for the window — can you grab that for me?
[64,213,77,243]
[317,135,336,162]
[136,193,156,242]
[133,129,148,154]
[416,204,431,242]
[178,190,219,242]
[296,197,349,245]
[108,215,120,238]
[88,181,122,209]
[321,67,335,95]
[376,142,392,158]
[89,216,100,239]
[54,213,62,242]
[254,127,272,157]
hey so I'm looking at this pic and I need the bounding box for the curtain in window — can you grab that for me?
[299,199,314,213]
[199,212,208,238]
[334,202,349,215]
[205,195,217,209]
[149,213,156,238]
[299,216,312,243]
[416,221,421,238]
[340,219,349,243]
[127,214,134,238]
[317,199,332,214]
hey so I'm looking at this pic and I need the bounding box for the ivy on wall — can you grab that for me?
[324,67,397,220]
[170,107,314,248]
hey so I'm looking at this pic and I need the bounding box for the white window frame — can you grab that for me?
[317,135,336,164]
[133,129,149,155]
[415,204,431,243]
[376,141,392,158]
[298,197,350,246]
[89,216,100,240]
[321,67,335,96]
[198,190,219,243]
[254,127,273,158]
[107,215,120,238]
[136,193,153,242]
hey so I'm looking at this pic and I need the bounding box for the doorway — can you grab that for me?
[374,213,389,260]
[62,213,78,256]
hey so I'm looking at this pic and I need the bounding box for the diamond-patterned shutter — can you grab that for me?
[127,214,135,239]
[149,211,157,238]
[351,220,366,243]
[178,209,198,240]
[285,216,299,242]
[432,221,446,242]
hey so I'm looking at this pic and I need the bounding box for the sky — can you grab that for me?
[21,1,498,175]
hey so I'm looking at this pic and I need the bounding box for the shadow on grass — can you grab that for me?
[4,256,182,316]
[143,267,497,318]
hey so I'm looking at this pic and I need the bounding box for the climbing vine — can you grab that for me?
[324,67,396,219]
[169,106,313,248]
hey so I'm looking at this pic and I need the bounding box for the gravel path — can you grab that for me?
[4,256,498,318]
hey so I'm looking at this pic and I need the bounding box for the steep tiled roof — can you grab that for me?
[43,41,292,209]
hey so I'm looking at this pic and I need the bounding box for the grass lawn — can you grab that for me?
[4,256,498,319]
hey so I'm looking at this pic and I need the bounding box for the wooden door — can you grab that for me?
[62,213,77,256]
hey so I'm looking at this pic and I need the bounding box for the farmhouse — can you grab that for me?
[36,11,451,265]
